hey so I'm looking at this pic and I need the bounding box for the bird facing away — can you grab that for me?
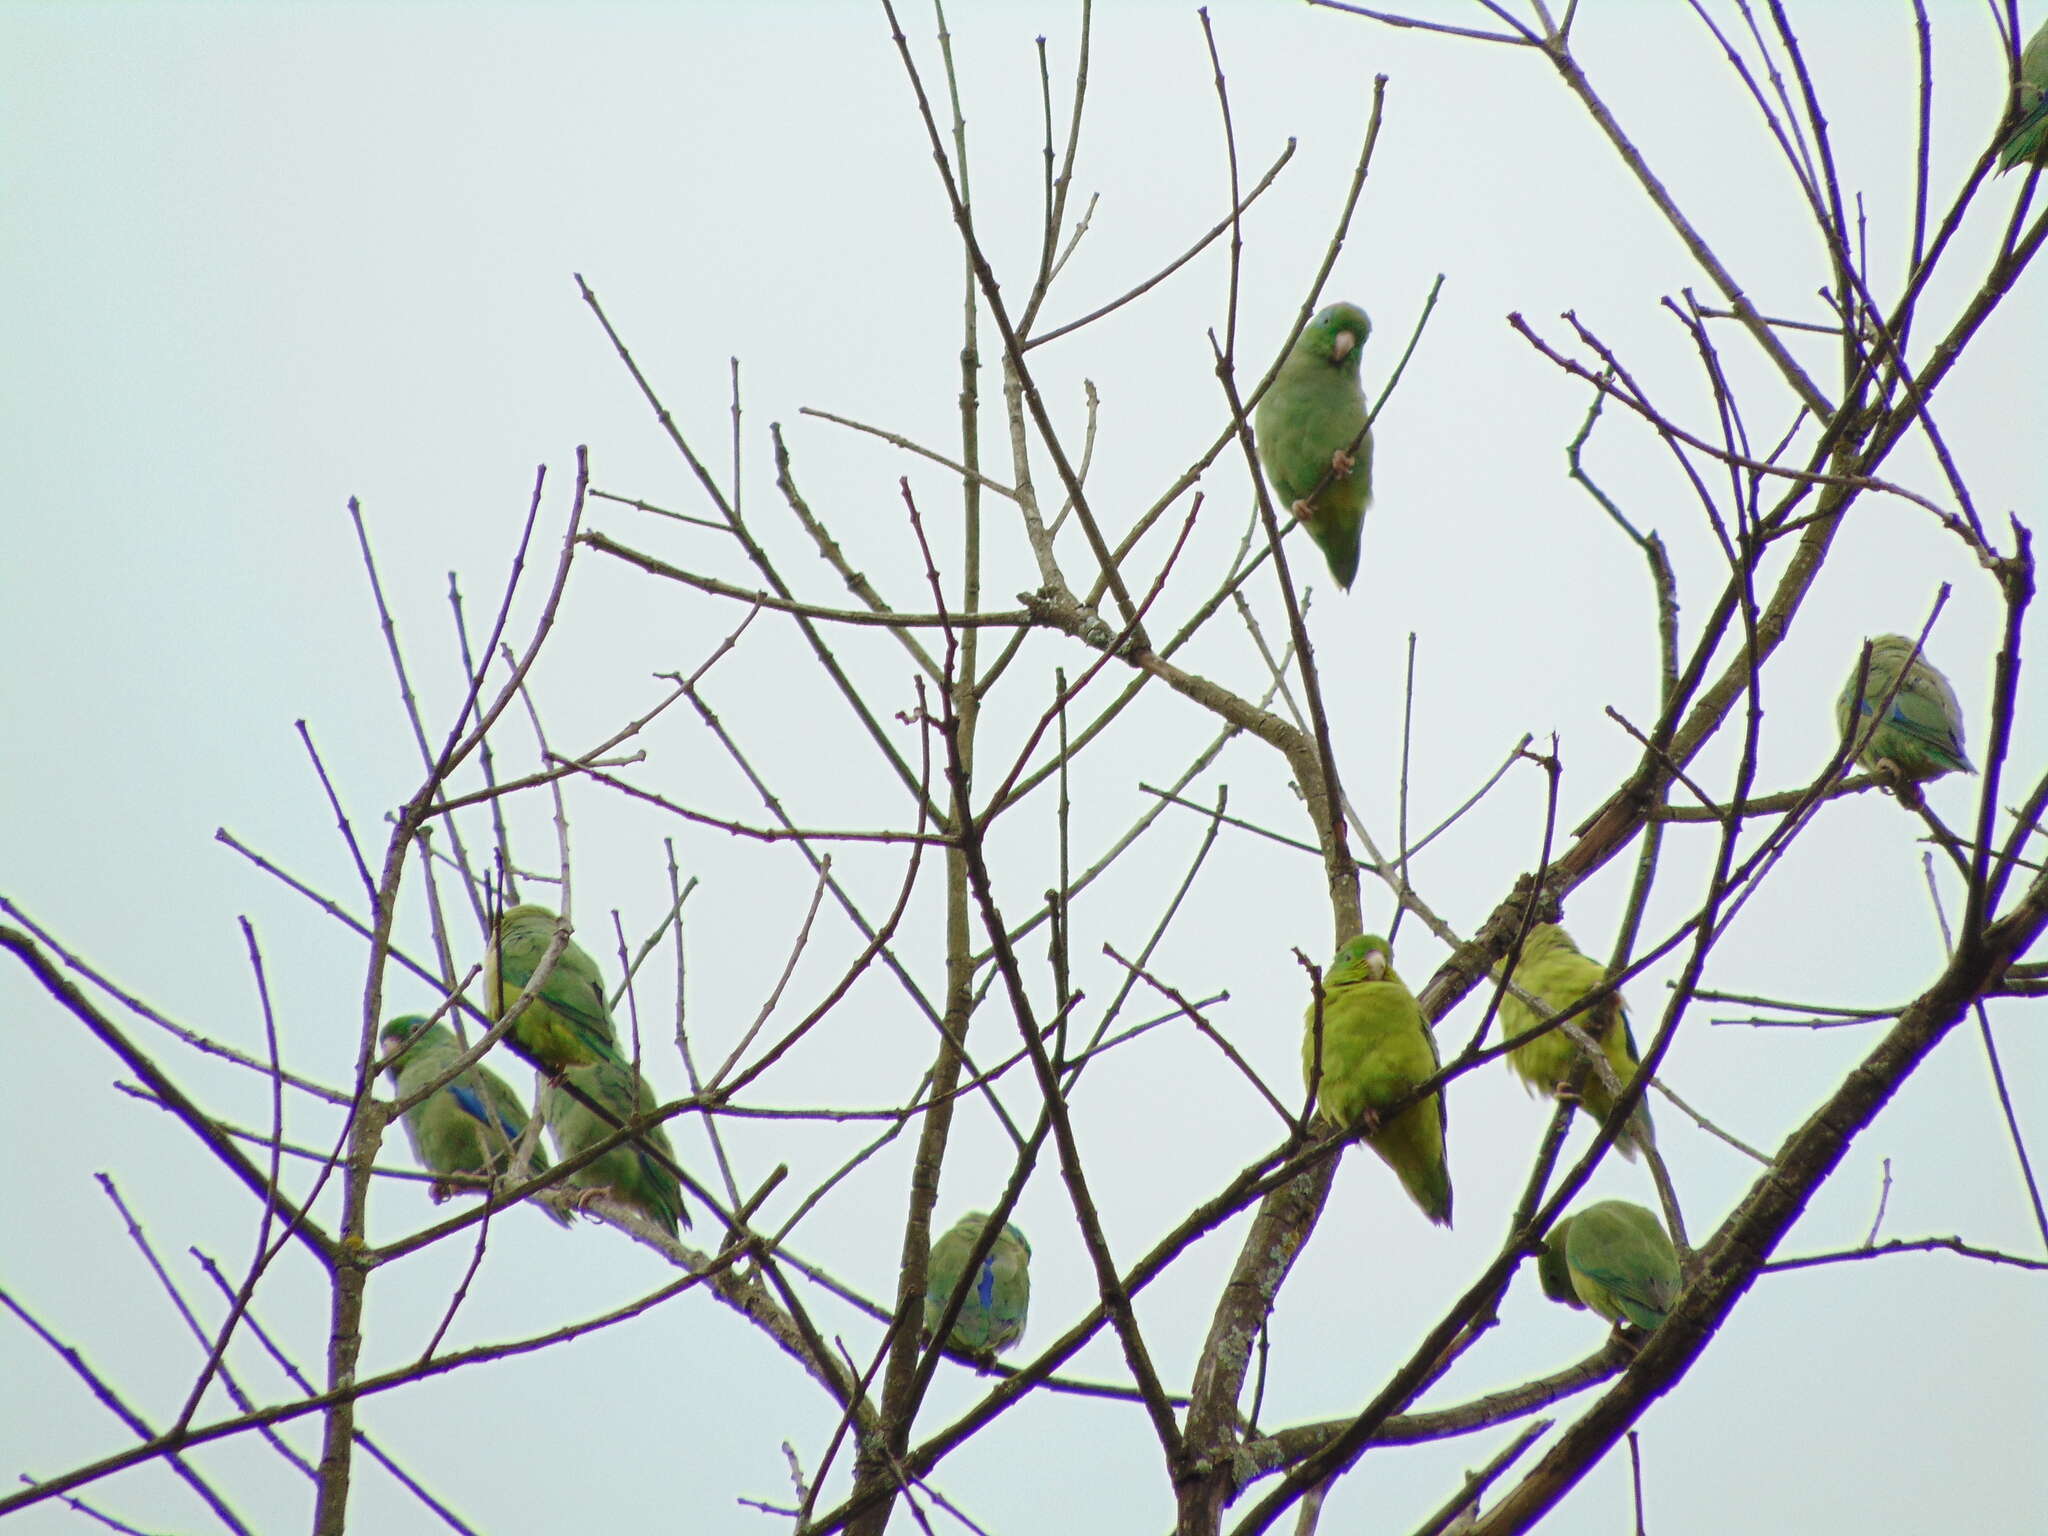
[486,904,626,1076]
[1997,19,2048,172]
[380,1017,568,1225]
[1498,924,1655,1158]
[1537,1200,1682,1331]
[546,1058,690,1235]
[1302,934,1453,1226]
[924,1211,1031,1361]
[1256,302,1374,590]
[1835,634,1972,787]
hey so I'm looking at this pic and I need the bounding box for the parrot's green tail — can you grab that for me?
[1366,1107,1453,1227]
[1999,105,2048,172]
[1397,1159,1454,1228]
[1585,1081,1656,1161]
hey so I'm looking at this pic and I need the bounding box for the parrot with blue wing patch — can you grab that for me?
[1538,1200,1681,1332]
[924,1211,1031,1361]
[380,1016,567,1224]
[1836,633,1972,788]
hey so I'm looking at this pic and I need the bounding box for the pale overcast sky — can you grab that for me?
[2,2,2044,1533]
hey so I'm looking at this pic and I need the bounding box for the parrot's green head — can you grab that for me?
[951,1211,1029,1256]
[1864,633,1920,664]
[499,902,559,934]
[1536,1218,1584,1308]
[380,1016,438,1073]
[950,1211,995,1247]
[1327,933,1394,986]
[1303,302,1371,371]
[1519,924,1577,960]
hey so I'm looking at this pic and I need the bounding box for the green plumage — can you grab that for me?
[1302,935,1453,1226]
[1835,634,1972,784]
[546,1058,690,1236]
[486,904,626,1076]
[924,1211,1031,1360]
[1538,1200,1681,1331]
[1997,19,2048,172]
[1499,925,1655,1157]
[379,1017,568,1225]
[1256,302,1374,590]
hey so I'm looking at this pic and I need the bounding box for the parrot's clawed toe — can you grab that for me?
[1288,497,1316,525]
[1330,447,1357,477]
[1875,758,1927,807]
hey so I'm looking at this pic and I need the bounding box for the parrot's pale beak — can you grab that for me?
[1330,330,1357,364]
[1363,951,1387,981]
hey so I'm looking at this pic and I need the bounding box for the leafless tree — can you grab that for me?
[5,3,2045,1533]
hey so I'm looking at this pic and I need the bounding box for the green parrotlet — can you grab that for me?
[380,1016,568,1224]
[546,1058,690,1235]
[1998,19,2048,171]
[1499,924,1655,1157]
[1835,633,1972,787]
[486,904,627,1076]
[924,1211,1031,1361]
[1537,1199,1682,1331]
[1302,934,1452,1225]
[1256,302,1374,590]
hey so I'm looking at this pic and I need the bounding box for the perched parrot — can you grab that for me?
[1997,19,2048,172]
[1835,633,1972,786]
[485,904,626,1076]
[379,1016,568,1224]
[924,1211,1031,1360]
[1537,1199,1682,1332]
[1256,302,1374,590]
[1302,934,1453,1226]
[546,1058,690,1235]
[1499,925,1655,1157]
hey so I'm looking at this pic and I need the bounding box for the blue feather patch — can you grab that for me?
[450,1082,490,1126]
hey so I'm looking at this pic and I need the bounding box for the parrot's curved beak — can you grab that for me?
[1363,951,1387,981]
[1330,330,1357,364]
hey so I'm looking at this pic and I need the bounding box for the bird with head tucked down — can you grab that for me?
[1538,1199,1682,1333]
[546,1058,690,1235]
[1836,633,1972,790]
[924,1212,1031,1363]
[485,905,628,1077]
[1498,924,1656,1158]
